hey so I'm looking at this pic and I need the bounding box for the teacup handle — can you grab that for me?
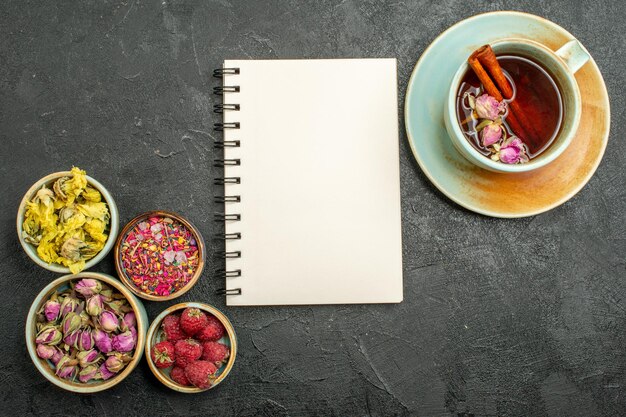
[555,39,590,74]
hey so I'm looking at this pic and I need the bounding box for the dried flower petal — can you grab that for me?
[36,325,62,345]
[481,123,503,147]
[86,295,104,316]
[75,278,102,298]
[43,300,61,322]
[79,365,100,383]
[111,331,135,352]
[36,344,57,360]
[99,310,118,333]
[474,94,506,120]
[93,329,113,353]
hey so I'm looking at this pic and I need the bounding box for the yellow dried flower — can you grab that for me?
[22,167,109,272]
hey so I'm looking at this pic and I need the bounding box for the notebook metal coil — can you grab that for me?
[213,86,240,94]
[213,159,240,167]
[216,269,242,278]
[214,66,242,297]
[214,177,240,185]
[213,67,240,77]
[213,104,240,113]
[214,213,241,221]
[215,288,242,296]
[214,122,240,131]
[214,140,240,148]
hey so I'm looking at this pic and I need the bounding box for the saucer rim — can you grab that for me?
[404,10,611,218]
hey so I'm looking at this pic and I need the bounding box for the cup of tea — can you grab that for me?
[444,38,591,173]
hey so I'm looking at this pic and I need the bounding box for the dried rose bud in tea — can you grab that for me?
[119,216,200,297]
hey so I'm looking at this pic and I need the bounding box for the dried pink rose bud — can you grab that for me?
[86,295,104,316]
[75,279,102,298]
[481,123,502,147]
[99,288,113,301]
[474,94,506,120]
[78,329,94,351]
[63,329,80,347]
[79,365,100,383]
[43,300,61,322]
[495,137,529,164]
[120,312,136,332]
[77,349,101,368]
[36,344,57,360]
[50,347,64,365]
[35,325,62,345]
[57,364,77,380]
[93,329,113,353]
[60,296,80,318]
[111,330,135,352]
[105,355,125,373]
[99,310,118,333]
[99,362,117,380]
[62,312,81,335]
[130,326,137,345]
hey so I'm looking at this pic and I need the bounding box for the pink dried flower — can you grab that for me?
[111,330,135,352]
[105,355,125,373]
[474,94,506,120]
[120,312,136,332]
[36,344,57,360]
[493,137,529,164]
[99,363,116,380]
[74,279,102,298]
[79,365,100,383]
[481,123,503,147]
[43,300,61,322]
[93,329,113,353]
[99,310,118,332]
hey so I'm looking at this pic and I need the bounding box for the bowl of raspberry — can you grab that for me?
[145,302,236,392]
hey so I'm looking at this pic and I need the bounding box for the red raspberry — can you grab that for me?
[174,339,202,368]
[196,315,225,341]
[170,366,190,386]
[151,341,176,368]
[162,314,186,342]
[201,341,230,366]
[179,308,209,336]
[184,360,218,389]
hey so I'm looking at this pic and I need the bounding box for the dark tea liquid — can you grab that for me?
[456,55,563,158]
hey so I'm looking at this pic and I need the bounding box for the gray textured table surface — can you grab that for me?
[1,1,624,416]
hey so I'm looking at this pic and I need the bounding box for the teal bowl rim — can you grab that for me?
[16,171,120,273]
[25,272,147,393]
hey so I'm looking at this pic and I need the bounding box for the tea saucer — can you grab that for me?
[405,11,610,218]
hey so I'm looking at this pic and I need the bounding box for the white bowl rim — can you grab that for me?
[16,171,119,273]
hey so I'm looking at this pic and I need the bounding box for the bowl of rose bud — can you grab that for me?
[145,302,236,392]
[26,272,147,393]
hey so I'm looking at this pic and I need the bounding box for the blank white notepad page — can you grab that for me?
[222,58,402,306]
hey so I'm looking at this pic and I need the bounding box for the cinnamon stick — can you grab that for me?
[467,56,526,140]
[468,45,538,144]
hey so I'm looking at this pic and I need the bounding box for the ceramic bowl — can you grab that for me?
[16,171,120,273]
[25,272,148,393]
[114,211,206,301]
[145,302,237,393]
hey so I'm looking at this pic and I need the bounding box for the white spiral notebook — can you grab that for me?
[214,58,403,306]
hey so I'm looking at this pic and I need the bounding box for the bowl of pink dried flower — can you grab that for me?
[145,302,237,393]
[114,211,206,302]
[26,272,147,393]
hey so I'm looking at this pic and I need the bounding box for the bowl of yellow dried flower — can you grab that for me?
[17,167,119,273]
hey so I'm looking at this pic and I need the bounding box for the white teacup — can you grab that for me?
[444,38,590,173]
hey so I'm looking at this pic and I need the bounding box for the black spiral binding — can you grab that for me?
[214,67,242,297]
